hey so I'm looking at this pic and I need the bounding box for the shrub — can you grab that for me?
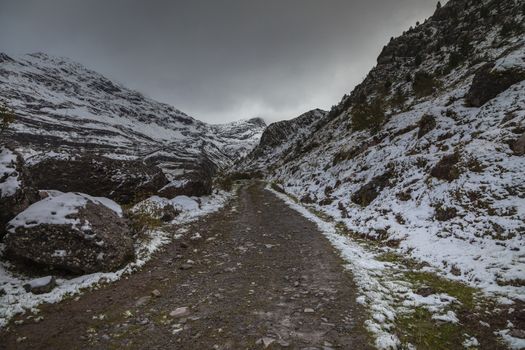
[0,104,15,143]
[351,99,385,133]
[412,71,438,97]
[391,87,407,108]
[126,203,163,234]
[500,20,523,37]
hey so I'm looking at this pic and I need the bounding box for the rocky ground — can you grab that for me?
[0,182,372,350]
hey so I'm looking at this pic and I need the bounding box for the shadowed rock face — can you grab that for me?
[430,153,461,182]
[351,170,394,207]
[28,155,169,204]
[6,201,134,274]
[513,132,525,156]
[466,63,525,107]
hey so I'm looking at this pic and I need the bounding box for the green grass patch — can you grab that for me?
[396,307,463,350]
[375,252,427,270]
[405,271,476,309]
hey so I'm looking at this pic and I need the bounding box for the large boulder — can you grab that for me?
[158,158,216,198]
[5,192,134,274]
[0,148,38,240]
[466,62,525,107]
[28,155,168,204]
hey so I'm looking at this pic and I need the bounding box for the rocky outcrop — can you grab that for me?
[512,132,525,156]
[430,153,461,182]
[238,109,327,172]
[417,114,437,139]
[351,170,394,207]
[5,192,133,274]
[466,63,525,107]
[257,111,320,149]
[0,148,38,240]
[158,157,217,198]
[28,155,168,204]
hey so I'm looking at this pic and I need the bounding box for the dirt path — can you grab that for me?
[1,182,372,350]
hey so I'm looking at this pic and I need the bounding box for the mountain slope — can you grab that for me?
[237,108,328,172]
[245,0,525,313]
[0,52,266,197]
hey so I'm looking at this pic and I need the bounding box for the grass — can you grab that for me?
[404,271,476,309]
[395,307,463,350]
[375,252,428,270]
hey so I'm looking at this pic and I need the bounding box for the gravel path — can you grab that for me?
[1,182,372,349]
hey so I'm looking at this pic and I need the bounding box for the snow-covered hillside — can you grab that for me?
[244,0,524,307]
[0,52,265,188]
[238,109,328,172]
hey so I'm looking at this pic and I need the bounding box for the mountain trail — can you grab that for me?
[0,182,372,349]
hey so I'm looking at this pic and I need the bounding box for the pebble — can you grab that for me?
[170,307,190,318]
[135,295,151,307]
[151,289,161,297]
[304,308,315,313]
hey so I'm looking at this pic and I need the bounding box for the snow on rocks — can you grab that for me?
[22,276,56,295]
[0,148,20,199]
[0,189,231,328]
[0,147,38,239]
[132,195,201,222]
[5,191,133,274]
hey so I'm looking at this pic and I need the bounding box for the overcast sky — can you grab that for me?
[0,0,441,123]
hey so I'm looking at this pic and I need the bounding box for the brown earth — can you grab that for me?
[0,182,372,350]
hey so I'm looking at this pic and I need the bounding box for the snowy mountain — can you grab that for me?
[238,109,328,172]
[243,0,524,304]
[0,52,265,198]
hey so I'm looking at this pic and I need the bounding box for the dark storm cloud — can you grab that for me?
[0,0,440,123]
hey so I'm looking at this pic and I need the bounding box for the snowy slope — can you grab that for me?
[247,0,525,302]
[237,109,328,172]
[0,52,265,179]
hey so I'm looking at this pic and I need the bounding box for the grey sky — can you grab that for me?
[0,0,441,123]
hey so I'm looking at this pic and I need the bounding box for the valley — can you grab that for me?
[0,0,524,349]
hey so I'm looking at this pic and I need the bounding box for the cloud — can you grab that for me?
[0,0,440,123]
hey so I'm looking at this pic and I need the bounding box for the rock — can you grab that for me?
[151,289,161,298]
[158,158,217,198]
[0,148,39,240]
[466,63,525,107]
[417,114,437,139]
[180,263,193,270]
[5,192,133,274]
[169,307,190,318]
[135,296,152,307]
[510,329,525,339]
[430,153,461,182]
[28,155,168,205]
[23,276,56,294]
[416,287,434,297]
[512,132,525,156]
[304,308,315,313]
[351,170,394,207]
[256,337,275,348]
